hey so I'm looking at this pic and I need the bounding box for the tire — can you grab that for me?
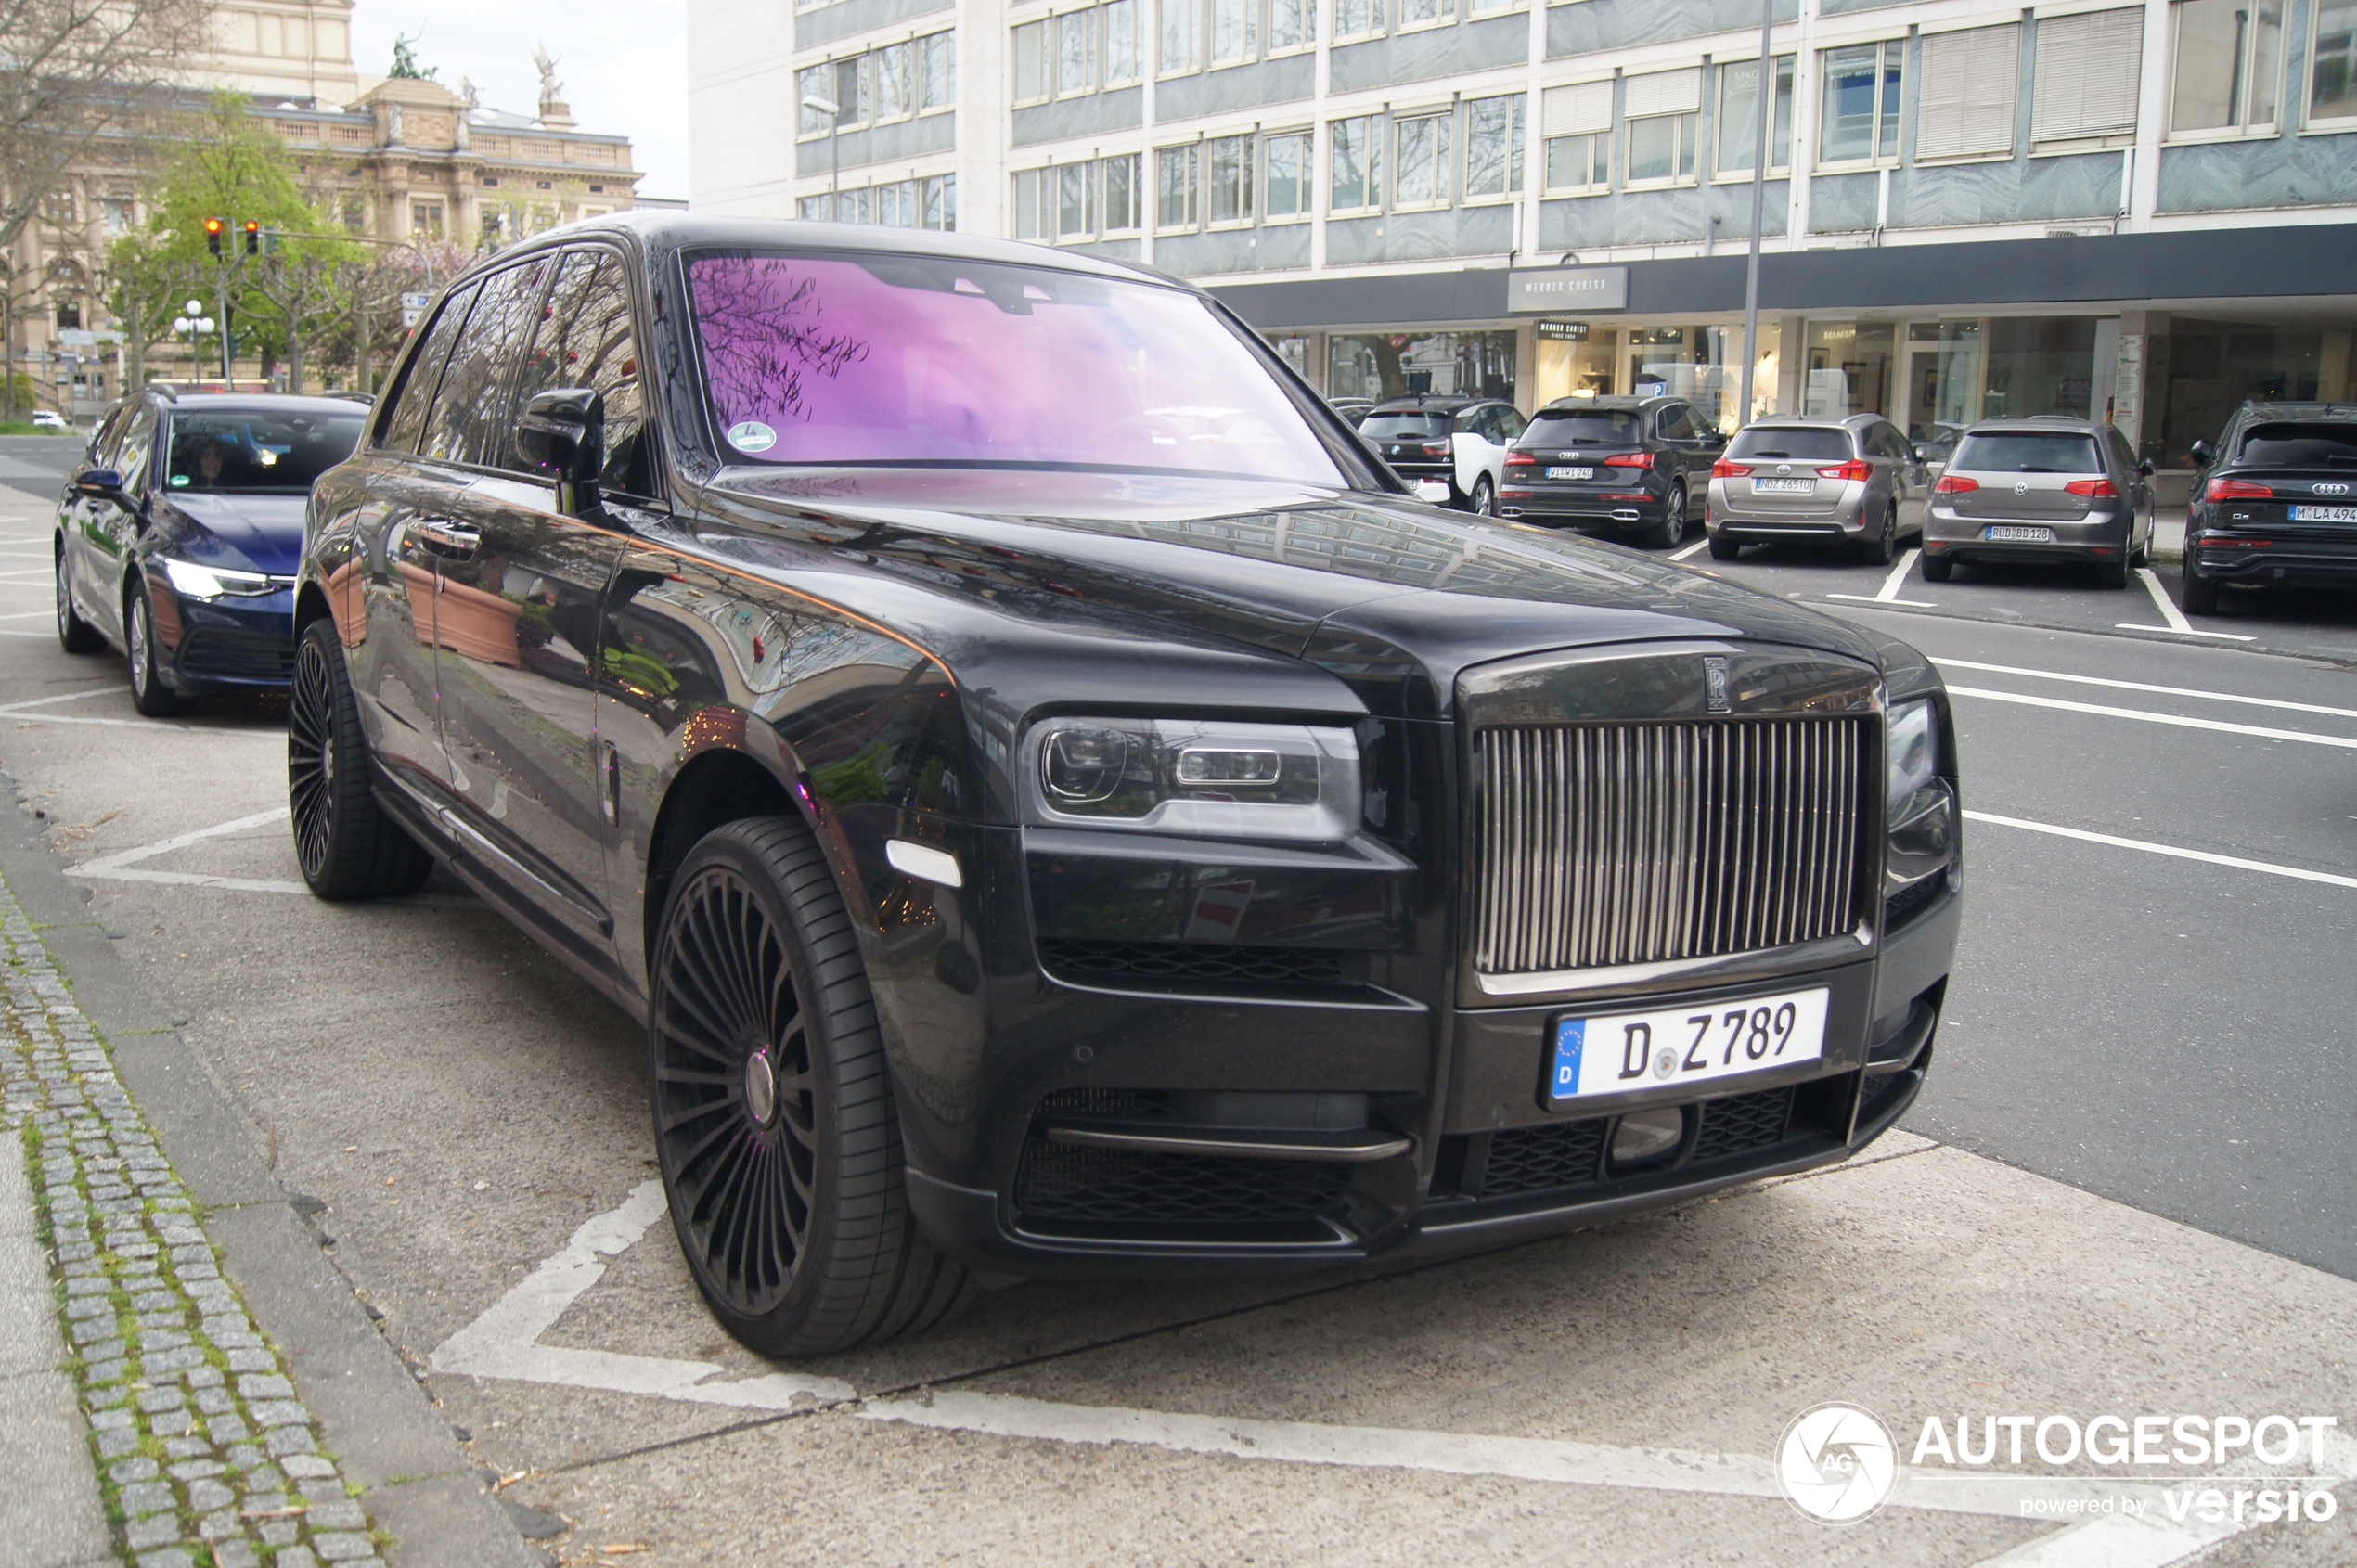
[287,619,434,900]
[1858,508,1897,566]
[2095,556,2130,589]
[1707,533,1742,561]
[2180,562,2221,616]
[1469,474,1496,517]
[123,579,192,716]
[2130,523,2150,570]
[1920,554,1954,583]
[1643,484,1688,549]
[650,817,973,1356]
[55,546,101,653]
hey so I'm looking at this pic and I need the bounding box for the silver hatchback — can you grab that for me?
[1920,417,2156,589]
[1705,414,1928,563]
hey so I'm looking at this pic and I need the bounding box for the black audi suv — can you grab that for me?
[289,215,1961,1356]
[2182,401,2357,614]
[1498,394,1723,549]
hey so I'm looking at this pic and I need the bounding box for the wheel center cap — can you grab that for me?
[744,1047,777,1126]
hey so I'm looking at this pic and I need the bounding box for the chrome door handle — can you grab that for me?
[413,520,481,558]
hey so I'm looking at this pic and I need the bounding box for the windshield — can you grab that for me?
[165,410,364,492]
[2236,422,2357,467]
[1950,431,2100,474]
[686,251,1344,484]
[1359,413,1450,441]
[1729,428,1853,462]
[1525,409,1642,445]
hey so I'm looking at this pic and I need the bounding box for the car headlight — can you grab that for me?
[161,557,274,599]
[1886,697,1955,892]
[1030,717,1360,842]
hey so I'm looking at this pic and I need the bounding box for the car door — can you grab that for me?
[61,402,128,625]
[348,279,481,799]
[1656,404,1702,503]
[83,401,158,642]
[409,251,633,966]
[1450,405,1499,498]
[1874,423,1926,535]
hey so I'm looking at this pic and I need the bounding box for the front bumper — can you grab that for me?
[150,583,297,691]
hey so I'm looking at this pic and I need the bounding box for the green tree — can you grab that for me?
[104,226,208,390]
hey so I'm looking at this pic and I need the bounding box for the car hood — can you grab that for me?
[155,492,307,574]
[705,468,1890,720]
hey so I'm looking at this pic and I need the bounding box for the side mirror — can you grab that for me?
[517,388,604,505]
[2188,439,2214,467]
[71,468,123,501]
[2138,459,2155,477]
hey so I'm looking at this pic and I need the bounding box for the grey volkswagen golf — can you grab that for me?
[1919,417,2157,587]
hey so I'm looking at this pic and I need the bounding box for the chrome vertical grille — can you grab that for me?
[1472,718,1865,975]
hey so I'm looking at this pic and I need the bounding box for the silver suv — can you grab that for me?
[1705,414,1928,564]
[1920,417,2156,589]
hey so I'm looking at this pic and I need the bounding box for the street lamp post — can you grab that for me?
[1736,0,1774,431]
[174,299,216,379]
[801,95,841,216]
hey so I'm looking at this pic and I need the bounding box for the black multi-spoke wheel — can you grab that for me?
[124,579,192,716]
[651,817,972,1356]
[287,619,432,900]
[55,546,101,653]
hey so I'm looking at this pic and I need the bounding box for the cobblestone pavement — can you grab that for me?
[0,872,382,1568]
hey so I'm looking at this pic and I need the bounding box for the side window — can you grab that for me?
[517,249,653,495]
[422,260,551,467]
[1657,405,1693,441]
[115,405,159,495]
[2108,427,2137,470]
[382,282,480,456]
[1497,407,1526,442]
[87,404,130,469]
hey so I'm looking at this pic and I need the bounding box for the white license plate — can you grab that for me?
[2288,505,2357,521]
[1983,524,2055,542]
[1546,466,1594,480]
[1754,478,1815,494]
[1549,987,1829,1104]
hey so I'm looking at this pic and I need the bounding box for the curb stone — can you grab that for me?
[0,871,384,1568]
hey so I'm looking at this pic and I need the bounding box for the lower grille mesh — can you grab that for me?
[1039,939,1347,986]
[1012,1142,1349,1225]
[1473,717,1865,975]
[1481,1118,1608,1196]
[1690,1087,1795,1163]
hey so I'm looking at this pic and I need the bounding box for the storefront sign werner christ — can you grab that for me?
[1507,265,1629,315]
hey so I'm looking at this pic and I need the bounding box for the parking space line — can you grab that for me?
[1964,810,2357,890]
[431,1181,2351,1561]
[1932,660,2357,722]
[0,684,122,713]
[1670,540,1709,561]
[1946,686,2357,750]
[64,806,303,893]
[1825,547,1937,608]
[2120,569,2257,641]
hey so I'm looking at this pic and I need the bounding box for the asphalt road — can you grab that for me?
[0,434,85,503]
[3,478,2354,1567]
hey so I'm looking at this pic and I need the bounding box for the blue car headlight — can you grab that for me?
[161,557,275,599]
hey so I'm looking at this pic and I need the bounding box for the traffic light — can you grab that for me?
[204,217,223,256]
[242,220,260,255]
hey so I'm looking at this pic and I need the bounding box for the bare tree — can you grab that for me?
[243,246,343,392]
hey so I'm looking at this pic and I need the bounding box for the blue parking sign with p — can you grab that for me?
[1552,1019,1585,1099]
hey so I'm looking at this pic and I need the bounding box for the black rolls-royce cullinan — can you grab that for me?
[290,214,1962,1355]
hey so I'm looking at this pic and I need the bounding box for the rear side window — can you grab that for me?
[1526,409,1643,444]
[1950,431,2101,473]
[1361,413,1449,440]
[423,260,551,466]
[2235,422,2357,468]
[382,283,480,456]
[1728,427,1852,462]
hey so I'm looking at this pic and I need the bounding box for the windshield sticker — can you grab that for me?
[728,420,778,454]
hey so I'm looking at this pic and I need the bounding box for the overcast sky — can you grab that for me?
[350,1,692,201]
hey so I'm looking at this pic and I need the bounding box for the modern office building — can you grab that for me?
[690,0,2357,480]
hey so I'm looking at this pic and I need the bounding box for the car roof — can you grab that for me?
[1366,396,1488,413]
[2238,401,2357,422]
[1960,417,2105,433]
[144,392,368,417]
[1535,396,1659,413]
[1738,416,1877,431]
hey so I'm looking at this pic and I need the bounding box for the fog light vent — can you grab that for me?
[1608,1106,1684,1172]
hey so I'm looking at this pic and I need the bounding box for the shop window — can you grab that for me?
[1208,134,1255,223]
[1266,333,1313,382]
[1464,93,1524,199]
[1059,9,1097,95]
[1014,19,1050,102]
[1265,131,1312,218]
[1803,321,1896,418]
[1917,24,2019,160]
[1211,0,1255,62]
[1103,155,1139,231]
[1817,41,1900,166]
[1334,0,1384,41]
[1105,0,1140,81]
[1394,112,1452,208]
[1716,55,1794,175]
[1623,69,1701,186]
[1157,144,1199,227]
[1543,80,1612,193]
[2033,9,2144,148]
[1533,324,1618,404]
[2312,0,2357,122]
[1627,323,1772,431]
[1161,0,1201,71]
[1327,329,1517,403]
[1330,114,1382,212]
[2169,0,2281,135]
[1268,0,1309,52]
[2156,321,2332,466]
[921,32,958,109]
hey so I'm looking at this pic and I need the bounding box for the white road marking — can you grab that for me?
[1932,659,2357,723]
[2121,569,2256,639]
[0,684,123,713]
[427,1184,2346,1565]
[0,610,54,620]
[1828,593,1939,607]
[1669,540,1709,560]
[65,806,303,893]
[1826,547,1938,607]
[1964,810,2357,890]
[1946,686,2357,751]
